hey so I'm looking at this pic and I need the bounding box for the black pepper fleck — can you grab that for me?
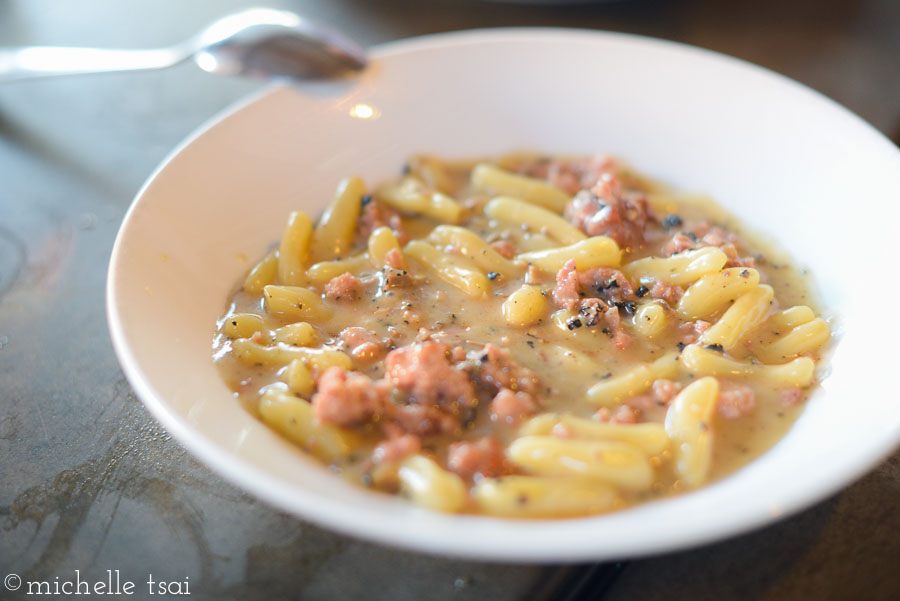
[663,214,683,229]
[704,343,726,353]
[636,285,649,298]
[616,301,637,315]
[487,271,500,281]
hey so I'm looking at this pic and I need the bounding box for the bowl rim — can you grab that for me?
[107,27,900,562]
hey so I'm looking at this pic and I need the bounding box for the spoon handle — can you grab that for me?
[0,46,187,82]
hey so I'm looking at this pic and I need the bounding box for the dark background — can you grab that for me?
[1,1,898,600]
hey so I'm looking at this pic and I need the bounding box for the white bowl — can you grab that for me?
[107,29,900,562]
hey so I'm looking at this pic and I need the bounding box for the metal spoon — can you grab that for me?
[0,8,366,83]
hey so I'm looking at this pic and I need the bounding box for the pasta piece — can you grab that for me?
[367,226,404,268]
[548,310,612,343]
[520,413,670,455]
[502,285,548,327]
[406,154,458,194]
[664,376,719,488]
[755,318,830,363]
[272,322,318,346]
[259,388,360,460]
[471,163,570,213]
[232,339,301,367]
[766,305,816,331]
[297,347,354,371]
[310,176,366,262]
[405,240,489,298]
[517,236,622,272]
[484,196,586,245]
[263,285,333,321]
[223,313,265,339]
[680,344,815,387]
[632,301,668,339]
[494,151,545,171]
[427,225,521,278]
[243,250,277,294]
[508,435,654,490]
[377,176,462,223]
[473,476,620,517]
[285,359,315,397]
[232,339,351,370]
[587,352,680,407]
[540,343,606,374]
[677,268,761,319]
[624,247,728,286]
[277,210,313,285]
[514,232,558,253]
[307,253,373,284]
[398,455,467,513]
[700,285,774,349]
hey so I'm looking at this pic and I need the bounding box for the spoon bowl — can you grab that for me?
[189,8,366,79]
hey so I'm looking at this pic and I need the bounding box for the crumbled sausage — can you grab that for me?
[519,155,618,196]
[717,382,756,419]
[651,379,681,404]
[604,307,633,350]
[679,320,711,344]
[390,403,461,437]
[489,388,538,425]
[384,248,404,269]
[339,327,387,363]
[552,259,582,311]
[490,239,517,259]
[662,222,755,266]
[564,176,651,249]
[384,268,413,289]
[550,260,635,349]
[650,280,684,305]
[324,272,362,301]
[594,404,640,424]
[357,200,408,244]
[373,434,421,463]
[552,259,636,312]
[780,387,804,406]
[313,367,388,427]
[385,341,476,411]
[447,436,507,480]
[467,343,539,394]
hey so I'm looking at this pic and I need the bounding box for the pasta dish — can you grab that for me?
[212,153,830,517]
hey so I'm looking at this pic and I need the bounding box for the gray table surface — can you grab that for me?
[1,1,899,599]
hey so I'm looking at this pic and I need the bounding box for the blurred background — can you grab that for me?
[1,1,898,600]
